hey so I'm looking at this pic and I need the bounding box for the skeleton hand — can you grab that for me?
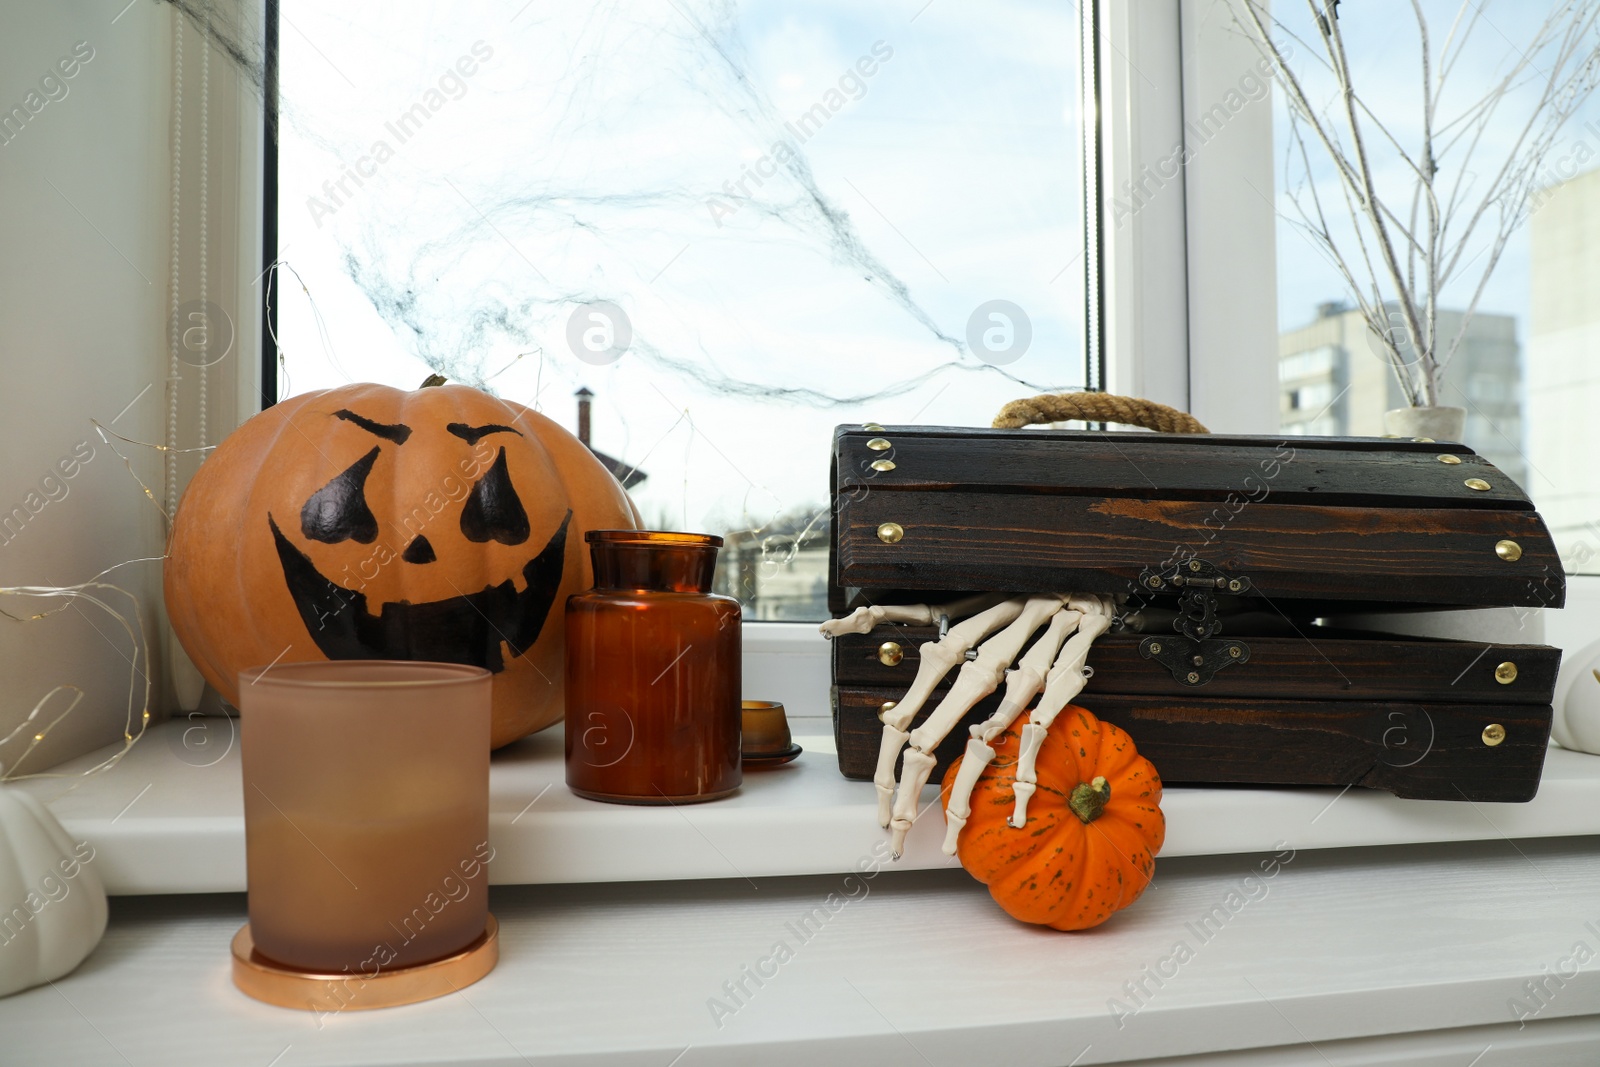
[838,593,1116,858]
[816,593,1002,639]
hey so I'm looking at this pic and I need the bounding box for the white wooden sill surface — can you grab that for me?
[16,720,1600,895]
[2,839,1599,1066]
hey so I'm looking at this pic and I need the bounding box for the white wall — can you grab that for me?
[1528,167,1600,566]
[0,2,193,776]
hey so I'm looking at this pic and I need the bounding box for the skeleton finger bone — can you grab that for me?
[888,595,1066,857]
[817,593,1002,639]
[1012,605,1114,827]
[978,609,1083,745]
[941,737,997,856]
[940,607,1082,854]
[872,597,1027,828]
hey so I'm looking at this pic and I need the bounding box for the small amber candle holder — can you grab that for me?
[740,700,791,755]
[741,700,802,767]
[565,531,742,803]
[234,660,498,1011]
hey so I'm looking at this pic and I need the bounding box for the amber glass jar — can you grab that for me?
[565,531,742,803]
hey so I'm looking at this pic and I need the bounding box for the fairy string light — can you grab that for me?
[0,561,160,783]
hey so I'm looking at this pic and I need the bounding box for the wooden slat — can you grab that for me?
[832,629,1561,705]
[835,492,1565,608]
[835,426,1529,509]
[833,687,1552,803]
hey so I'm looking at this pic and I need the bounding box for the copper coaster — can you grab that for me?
[231,915,498,1011]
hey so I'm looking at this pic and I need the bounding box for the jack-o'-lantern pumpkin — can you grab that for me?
[164,381,640,747]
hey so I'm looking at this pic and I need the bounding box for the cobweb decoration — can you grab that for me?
[164,0,1084,617]
[167,0,1076,404]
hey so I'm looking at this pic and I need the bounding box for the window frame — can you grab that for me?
[248,4,1292,476]
[245,0,1277,673]
[1097,0,1279,433]
[1133,0,1598,684]
[244,0,1595,685]
[256,0,1110,635]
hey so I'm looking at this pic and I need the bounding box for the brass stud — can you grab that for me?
[866,438,891,452]
[878,641,904,667]
[1191,654,1205,667]
[878,699,897,723]
[1495,539,1523,562]
[1495,661,1518,685]
[1413,436,1435,443]
[870,459,896,472]
[1437,453,1462,465]
[863,423,885,432]
[876,522,904,544]
[1482,723,1506,747]
[1464,477,1492,492]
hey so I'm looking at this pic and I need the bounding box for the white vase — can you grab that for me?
[1554,637,1600,756]
[1384,405,1466,441]
[0,789,108,998]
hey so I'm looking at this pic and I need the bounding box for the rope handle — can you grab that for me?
[992,393,1209,434]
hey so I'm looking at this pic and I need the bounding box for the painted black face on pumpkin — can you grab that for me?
[267,408,569,673]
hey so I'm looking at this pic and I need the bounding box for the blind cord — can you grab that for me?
[197,0,210,458]
[164,6,182,524]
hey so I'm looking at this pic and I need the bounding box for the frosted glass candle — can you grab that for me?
[238,661,492,973]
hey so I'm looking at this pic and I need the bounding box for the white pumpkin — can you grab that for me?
[1555,637,1600,757]
[0,787,107,998]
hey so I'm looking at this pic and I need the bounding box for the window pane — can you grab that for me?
[1269,2,1600,575]
[276,1,1084,620]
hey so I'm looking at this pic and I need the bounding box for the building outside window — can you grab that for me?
[1277,303,1526,491]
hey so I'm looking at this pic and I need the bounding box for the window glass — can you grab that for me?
[276,1,1084,619]
[1267,1,1600,573]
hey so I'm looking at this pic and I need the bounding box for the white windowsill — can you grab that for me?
[3,838,1598,1065]
[17,715,1600,897]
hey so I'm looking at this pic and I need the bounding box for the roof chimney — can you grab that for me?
[575,387,593,447]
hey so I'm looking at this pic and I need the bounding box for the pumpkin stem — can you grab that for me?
[420,373,448,388]
[1068,776,1111,823]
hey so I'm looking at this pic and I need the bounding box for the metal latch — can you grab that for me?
[1136,558,1252,686]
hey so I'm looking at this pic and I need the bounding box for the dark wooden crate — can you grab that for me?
[833,630,1558,802]
[827,425,1565,801]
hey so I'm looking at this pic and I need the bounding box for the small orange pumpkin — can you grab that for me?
[165,382,640,748]
[941,706,1164,930]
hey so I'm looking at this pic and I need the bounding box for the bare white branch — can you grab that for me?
[1227,0,1600,407]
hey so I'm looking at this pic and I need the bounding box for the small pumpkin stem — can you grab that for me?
[1068,776,1111,823]
[420,373,448,388]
